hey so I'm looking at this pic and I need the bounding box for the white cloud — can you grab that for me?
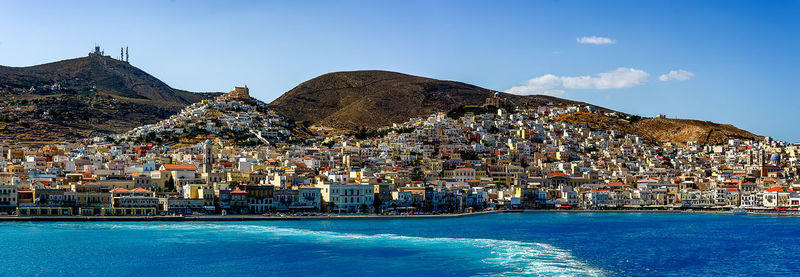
[561,67,648,89]
[658,70,694,81]
[577,36,616,45]
[505,74,564,96]
[506,67,649,96]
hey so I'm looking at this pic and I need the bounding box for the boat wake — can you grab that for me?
[61,222,605,276]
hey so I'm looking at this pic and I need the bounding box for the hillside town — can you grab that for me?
[0,89,799,217]
[123,86,296,146]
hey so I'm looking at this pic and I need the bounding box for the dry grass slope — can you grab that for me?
[633,118,760,145]
[270,70,613,131]
[558,112,760,145]
[0,55,218,145]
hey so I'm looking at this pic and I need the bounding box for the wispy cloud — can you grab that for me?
[505,67,648,96]
[576,36,615,45]
[561,67,648,89]
[505,74,565,96]
[658,70,694,81]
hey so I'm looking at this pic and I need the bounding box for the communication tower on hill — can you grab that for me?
[89,44,104,56]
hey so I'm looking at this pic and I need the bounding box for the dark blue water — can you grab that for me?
[0,213,798,276]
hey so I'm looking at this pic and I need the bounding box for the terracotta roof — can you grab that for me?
[162,164,197,171]
[548,172,567,176]
[767,187,788,192]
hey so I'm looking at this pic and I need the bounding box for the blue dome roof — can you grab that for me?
[770,153,781,160]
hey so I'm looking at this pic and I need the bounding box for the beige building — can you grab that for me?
[228,86,250,99]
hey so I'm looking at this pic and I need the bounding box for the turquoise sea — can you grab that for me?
[1,212,799,276]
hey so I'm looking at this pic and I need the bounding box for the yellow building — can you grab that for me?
[71,183,111,209]
[17,207,73,216]
[6,149,24,161]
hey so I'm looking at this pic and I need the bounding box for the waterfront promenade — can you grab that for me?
[0,211,499,221]
[4,208,800,221]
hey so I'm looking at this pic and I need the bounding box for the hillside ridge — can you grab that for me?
[271,70,757,145]
[0,54,218,145]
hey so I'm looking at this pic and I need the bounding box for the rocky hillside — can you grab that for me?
[556,112,760,145]
[634,118,760,145]
[117,94,309,147]
[0,55,219,145]
[269,70,610,131]
[272,70,758,145]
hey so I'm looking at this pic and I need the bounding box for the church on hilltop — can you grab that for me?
[228,86,250,99]
[484,91,507,107]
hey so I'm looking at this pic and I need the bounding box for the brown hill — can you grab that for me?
[557,112,760,145]
[272,70,758,145]
[633,118,760,145]
[0,55,218,145]
[269,70,610,131]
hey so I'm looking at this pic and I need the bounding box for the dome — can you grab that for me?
[770,153,781,160]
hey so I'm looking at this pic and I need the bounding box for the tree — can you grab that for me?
[165,178,175,192]
[627,115,643,123]
[373,196,383,213]
[460,151,479,161]
[410,167,425,181]
[358,203,370,214]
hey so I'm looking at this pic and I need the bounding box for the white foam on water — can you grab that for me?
[63,222,606,276]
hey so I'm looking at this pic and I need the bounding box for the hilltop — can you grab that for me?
[556,112,760,145]
[269,70,611,133]
[0,54,219,145]
[117,87,310,147]
[633,117,761,145]
[0,59,761,147]
[270,70,757,145]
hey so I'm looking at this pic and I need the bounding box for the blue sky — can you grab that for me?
[1,0,798,142]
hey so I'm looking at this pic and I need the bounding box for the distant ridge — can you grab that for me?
[269,70,610,130]
[0,58,760,146]
[0,55,210,105]
[0,54,220,145]
[556,112,760,145]
[270,70,758,145]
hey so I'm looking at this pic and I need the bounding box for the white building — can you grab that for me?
[316,182,374,212]
[0,184,17,212]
